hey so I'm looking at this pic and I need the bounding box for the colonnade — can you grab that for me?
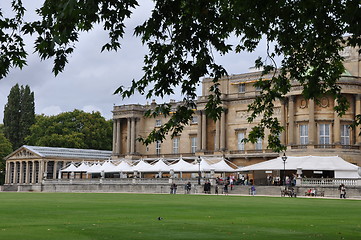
[4,160,67,184]
[112,117,138,156]
[197,110,227,152]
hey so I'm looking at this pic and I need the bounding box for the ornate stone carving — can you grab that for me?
[320,97,329,108]
[299,98,307,109]
[11,150,36,159]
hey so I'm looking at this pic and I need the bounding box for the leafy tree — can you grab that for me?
[3,84,35,149]
[0,133,13,185]
[25,110,112,150]
[1,1,361,151]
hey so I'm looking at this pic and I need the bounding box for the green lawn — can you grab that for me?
[0,192,359,240]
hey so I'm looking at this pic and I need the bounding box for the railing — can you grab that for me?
[341,145,360,150]
[291,144,360,150]
[144,153,195,158]
[290,145,307,149]
[314,144,335,149]
[44,178,203,185]
[300,178,359,186]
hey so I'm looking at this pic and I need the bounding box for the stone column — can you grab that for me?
[31,161,36,184]
[25,161,29,184]
[53,161,57,179]
[308,99,316,145]
[5,161,10,184]
[130,118,136,154]
[112,119,117,154]
[201,111,207,150]
[215,119,220,151]
[19,161,24,184]
[333,99,341,145]
[356,95,361,145]
[280,99,286,145]
[127,118,131,154]
[220,110,226,150]
[116,119,121,155]
[288,96,295,145]
[197,111,202,151]
[14,162,18,184]
[38,161,43,183]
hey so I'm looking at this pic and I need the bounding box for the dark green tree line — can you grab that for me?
[1,0,360,151]
[3,84,35,149]
[0,132,12,185]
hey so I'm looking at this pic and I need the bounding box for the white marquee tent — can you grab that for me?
[145,160,171,173]
[60,157,238,178]
[240,156,360,178]
[113,160,133,172]
[76,162,91,172]
[61,163,78,172]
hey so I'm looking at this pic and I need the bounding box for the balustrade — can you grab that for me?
[300,178,358,186]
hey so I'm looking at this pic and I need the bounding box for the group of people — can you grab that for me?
[267,174,297,186]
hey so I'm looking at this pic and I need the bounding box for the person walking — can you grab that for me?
[185,182,191,194]
[215,184,219,195]
[170,183,177,194]
[251,185,256,196]
[223,181,229,195]
[339,184,346,199]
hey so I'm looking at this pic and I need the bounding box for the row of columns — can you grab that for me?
[5,160,67,184]
[285,94,361,146]
[197,110,227,152]
[113,117,138,156]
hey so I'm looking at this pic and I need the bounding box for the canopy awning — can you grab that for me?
[240,156,360,177]
[61,163,78,172]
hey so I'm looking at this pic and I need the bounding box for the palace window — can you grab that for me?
[341,125,350,145]
[237,132,245,150]
[238,83,246,93]
[155,119,162,127]
[319,124,330,145]
[191,116,198,124]
[254,83,262,91]
[156,140,161,155]
[173,138,179,154]
[299,124,309,145]
[191,137,197,153]
[255,138,262,150]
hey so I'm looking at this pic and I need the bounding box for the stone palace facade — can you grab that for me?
[112,46,361,167]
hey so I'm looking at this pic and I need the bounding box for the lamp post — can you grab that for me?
[282,153,287,190]
[197,156,201,185]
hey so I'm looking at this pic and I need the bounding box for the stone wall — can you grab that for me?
[7,183,361,198]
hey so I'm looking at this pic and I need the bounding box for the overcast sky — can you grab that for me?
[0,1,276,122]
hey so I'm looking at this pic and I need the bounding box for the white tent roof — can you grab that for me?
[76,162,91,172]
[87,162,103,173]
[100,161,117,172]
[133,160,152,172]
[113,160,134,172]
[170,159,198,172]
[145,160,171,172]
[240,156,359,171]
[199,159,213,171]
[211,160,237,172]
[61,163,78,172]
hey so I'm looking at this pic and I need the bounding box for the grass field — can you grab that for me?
[0,192,360,240]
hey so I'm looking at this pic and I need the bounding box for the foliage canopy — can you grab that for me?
[25,109,113,150]
[1,0,361,151]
